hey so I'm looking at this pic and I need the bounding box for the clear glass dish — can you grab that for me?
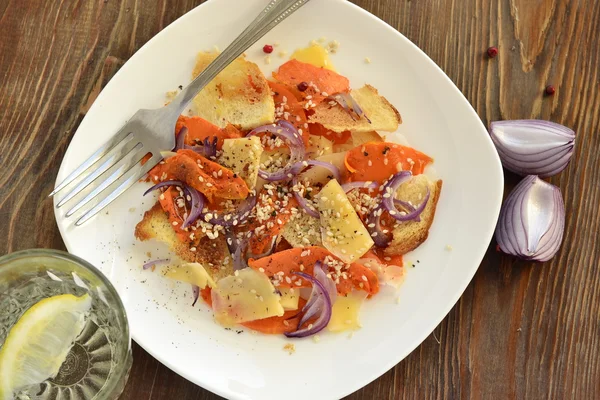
[0,249,132,400]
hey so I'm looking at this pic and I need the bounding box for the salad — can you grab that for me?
[136,44,442,338]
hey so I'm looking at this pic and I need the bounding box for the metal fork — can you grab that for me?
[50,0,311,226]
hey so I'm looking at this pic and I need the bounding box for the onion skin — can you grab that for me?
[490,120,575,178]
[495,175,565,262]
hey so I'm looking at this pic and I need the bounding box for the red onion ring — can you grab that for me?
[292,176,320,218]
[381,171,429,222]
[247,121,306,182]
[143,180,205,228]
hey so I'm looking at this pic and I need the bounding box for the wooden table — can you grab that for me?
[1,0,599,398]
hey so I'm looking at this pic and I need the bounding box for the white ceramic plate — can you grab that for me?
[54,0,503,398]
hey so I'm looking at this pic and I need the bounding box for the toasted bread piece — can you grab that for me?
[191,52,275,130]
[385,175,443,256]
[309,85,402,133]
[135,202,233,281]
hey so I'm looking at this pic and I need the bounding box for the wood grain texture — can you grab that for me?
[1,0,599,399]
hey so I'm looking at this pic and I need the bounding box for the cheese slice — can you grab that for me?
[317,180,374,263]
[279,288,300,311]
[328,291,367,332]
[220,136,263,189]
[164,263,216,289]
[211,268,284,326]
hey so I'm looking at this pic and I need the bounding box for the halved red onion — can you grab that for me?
[366,205,392,248]
[142,258,170,270]
[329,93,372,123]
[495,175,565,262]
[490,120,575,177]
[247,120,306,181]
[284,271,333,338]
[292,176,320,218]
[381,171,429,222]
[191,285,200,306]
[341,181,379,192]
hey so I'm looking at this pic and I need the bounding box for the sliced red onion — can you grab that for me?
[174,127,188,151]
[143,258,170,270]
[495,175,565,262]
[173,126,218,158]
[143,180,185,196]
[292,176,319,218]
[313,261,337,303]
[204,195,257,227]
[143,180,205,228]
[247,121,306,181]
[225,230,249,271]
[490,120,575,178]
[284,271,333,338]
[329,93,372,123]
[292,160,341,218]
[381,171,429,222]
[341,181,379,192]
[182,186,205,228]
[366,205,391,248]
[191,285,200,306]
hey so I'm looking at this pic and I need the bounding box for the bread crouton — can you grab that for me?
[135,202,233,281]
[385,175,442,256]
[309,85,401,133]
[191,52,275,130]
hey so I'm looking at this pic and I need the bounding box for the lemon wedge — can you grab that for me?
[0,294,92,400]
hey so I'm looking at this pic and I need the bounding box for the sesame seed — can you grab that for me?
[172,221,179,226]
[361,275,368,282]
[259,267,265,273]
[364,57,371,64]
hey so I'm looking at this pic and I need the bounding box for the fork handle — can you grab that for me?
[166,0,311,116]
